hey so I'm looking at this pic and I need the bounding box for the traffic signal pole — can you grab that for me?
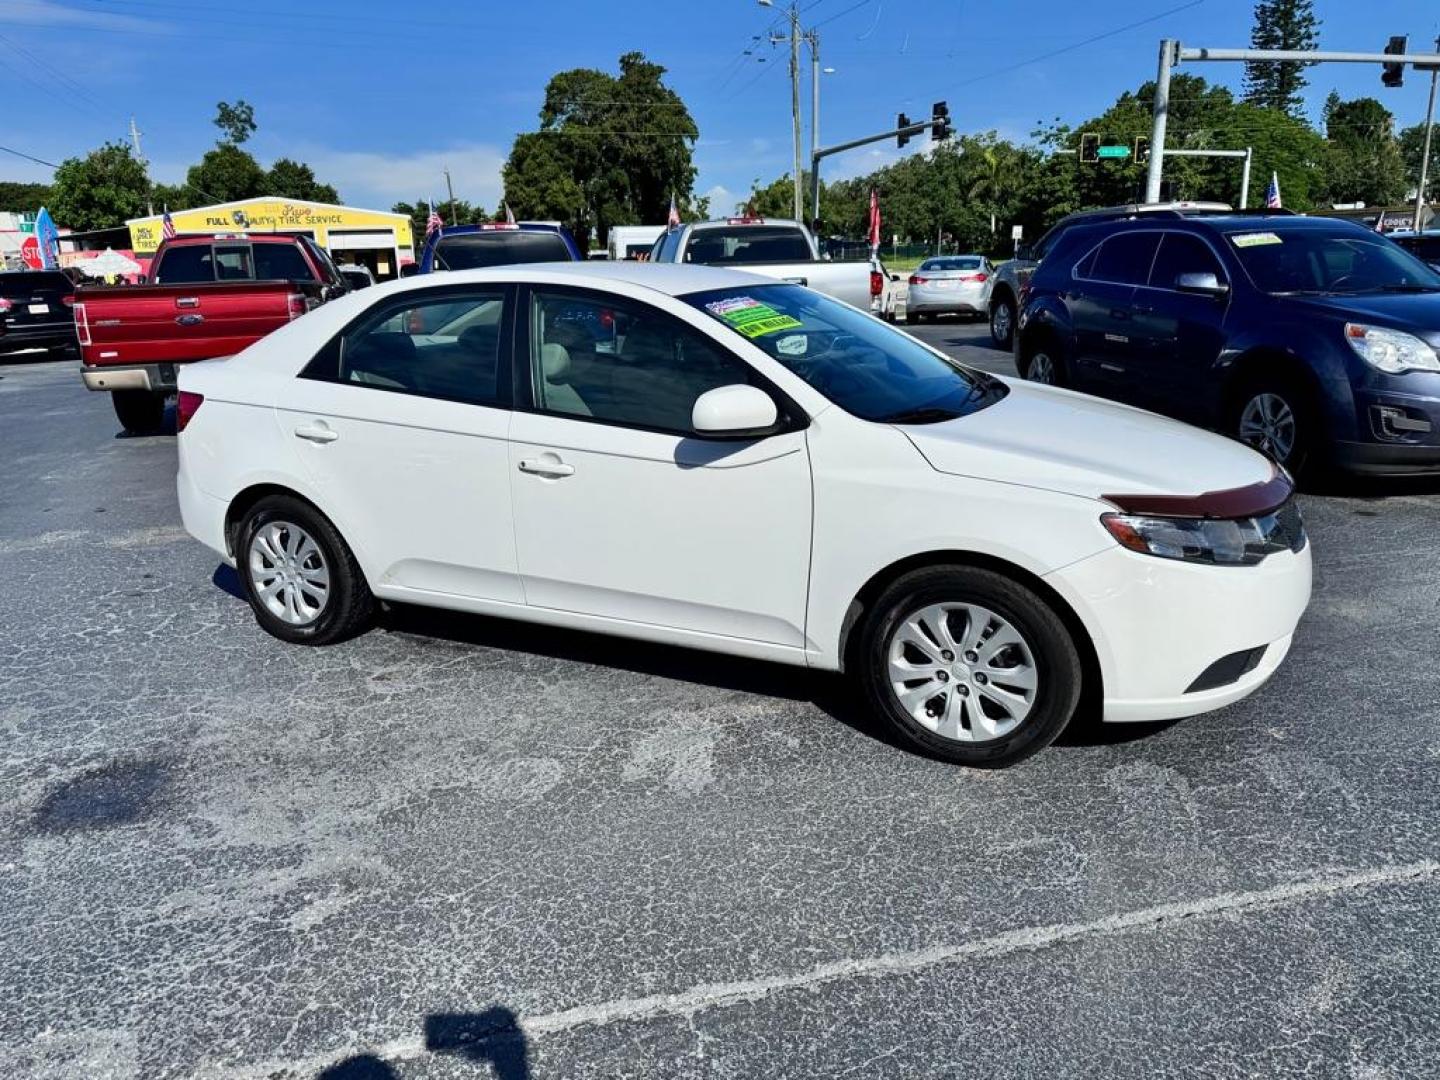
[1415,36,1439,233]
[1145,41,1440,206]
[810,118,940,229]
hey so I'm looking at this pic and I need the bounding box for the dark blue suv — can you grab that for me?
[1016,213,1440,476]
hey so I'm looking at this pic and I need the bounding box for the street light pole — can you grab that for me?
[788,3,803,221]
[1144,39,1175,204]
[1415,35,1439,233]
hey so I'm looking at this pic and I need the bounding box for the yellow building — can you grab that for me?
[127,197,415,281]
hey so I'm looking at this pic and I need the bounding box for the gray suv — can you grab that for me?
[987,201,1229,349]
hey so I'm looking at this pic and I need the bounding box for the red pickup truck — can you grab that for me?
[77,233,347,432]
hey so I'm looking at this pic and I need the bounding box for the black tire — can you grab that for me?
[855,565,1083,768]
[989,296,1016,349]
[1018,335,1068,388]
[112,390,167,434]
[1229,375,1319,478]
[236,494,374,645]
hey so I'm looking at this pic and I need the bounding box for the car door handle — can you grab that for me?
[518,458,575,478]
[294,425,339,443]
[175,297,200,309]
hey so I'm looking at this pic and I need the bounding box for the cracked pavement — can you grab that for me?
[2,329,1439,1078]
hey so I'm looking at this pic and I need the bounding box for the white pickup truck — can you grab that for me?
[648,217,892,315]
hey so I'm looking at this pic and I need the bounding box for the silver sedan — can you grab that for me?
[903,255,993,323]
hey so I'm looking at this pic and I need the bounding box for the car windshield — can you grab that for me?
[433,230,571,270]
[683,284,1004,423]
[921,257,983,272]
[1226,228,1440,294]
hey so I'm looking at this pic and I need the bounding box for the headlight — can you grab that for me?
[1344,323,1440,374]
[1101,500,1305,566]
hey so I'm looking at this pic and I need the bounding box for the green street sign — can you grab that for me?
[1097,145,1131,159]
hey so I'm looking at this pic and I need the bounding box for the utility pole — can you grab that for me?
[130,116,153,216]
[787,3,803,221]
[1144,40,1175,204]
[1415,35,1439,233]
[443,167,457,224]
[809,28,820,228]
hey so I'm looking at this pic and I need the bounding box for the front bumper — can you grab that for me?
[81,363,178,393]
[1045,540,1313,724]
[1334,375,1440,475]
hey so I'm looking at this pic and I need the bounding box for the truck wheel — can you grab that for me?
[989,297,1016,349]
[856,565,1083,768]
[112,390,167,434]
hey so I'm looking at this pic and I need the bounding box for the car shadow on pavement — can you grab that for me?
[318,1006,531,1079]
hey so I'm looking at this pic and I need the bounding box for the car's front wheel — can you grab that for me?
[1232,378,1316,476]
[989,296,1015,348]
[856,566,1083,767]
[237,494,374,645]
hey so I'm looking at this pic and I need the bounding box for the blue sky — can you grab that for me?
[0,0,1436,218]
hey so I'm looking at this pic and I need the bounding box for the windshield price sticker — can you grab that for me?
[706,296,803,338]
[1231,232,1283,248]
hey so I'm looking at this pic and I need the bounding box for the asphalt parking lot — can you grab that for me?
[3,326,1439,1079]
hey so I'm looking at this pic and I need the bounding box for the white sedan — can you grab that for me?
[176,262,1311,767]
[903,255,993,323]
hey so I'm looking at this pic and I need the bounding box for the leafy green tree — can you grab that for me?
[267,158,340,203]
[1243,0,1320,118]
[214,100,257,145]
[392,198,486,238]
[48,142,150,230]
[1321,97,1406,206]
[1399,122,1440,204]
[150,182,190,213]
[502,51,698,248]
[185,143,266,205]
[0,180,53,209]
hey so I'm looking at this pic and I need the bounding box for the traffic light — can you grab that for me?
[930,100,952,141]
[1080,133,1099,163]
[1134,135,1150,164]
[897,113,912,148]
[1382,35,1407,88]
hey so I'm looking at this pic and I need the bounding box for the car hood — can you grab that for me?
[901,380,1274,502]
[1282,291,1440,340]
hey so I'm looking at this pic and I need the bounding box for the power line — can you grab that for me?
[0,143,59,168]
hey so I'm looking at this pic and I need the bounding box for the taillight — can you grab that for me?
[909,275,926,285]
[0,298,11,313]
[972,273,988,283]
[61,294,75,307]
[869,270,883,297]
[176,391,204,433]
[286,292,306,321]
[73,302,91,345]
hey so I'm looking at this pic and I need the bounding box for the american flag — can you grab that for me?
[667,192,680,228]
[1265,172,1282,209]
[425,201,443,240]
[161,207,176,240]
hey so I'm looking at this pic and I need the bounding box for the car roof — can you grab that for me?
[388,261,780,297]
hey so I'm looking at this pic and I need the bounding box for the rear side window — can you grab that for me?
[213,244,253,280]
[253,243,315,281]
[336,289,508,407]
[1148,233,1225,289]
[1084,232,1161,285]
[153,245,213,284]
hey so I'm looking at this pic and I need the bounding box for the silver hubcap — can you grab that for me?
[248,521,330,626]
[992,303,1011,340]
[1028,352,1055,385]
[886,603,1039,743]
[1238,393,1296,462]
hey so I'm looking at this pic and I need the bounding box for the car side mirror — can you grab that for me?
[1175,271,1229,297]
[691,384,779,438]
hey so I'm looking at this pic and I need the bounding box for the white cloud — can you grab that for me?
[295,143,507,212]
[702,184,737,215]
[0,0,159,31]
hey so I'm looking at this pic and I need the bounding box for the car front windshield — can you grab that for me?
[1227,228,1440,294]
[683,284,1004,423]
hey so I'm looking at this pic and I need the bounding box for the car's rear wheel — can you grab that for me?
[1019,337,1067,387]
[856,566,1083,767]
[237,495,374,645]
[989,296,1015,348]
[111,390,167,434]
[1232,377,1317,476]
